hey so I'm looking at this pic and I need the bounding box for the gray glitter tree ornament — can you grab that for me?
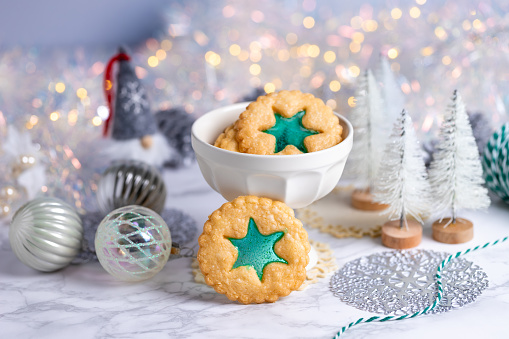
[159,208,198,245]
[330,249,488,315]
[237,87,265,102]
[155,107,196,168]
[106,48,157,144]
[423,111,493,168]
[73,210,105,263]
[468,111,493,156]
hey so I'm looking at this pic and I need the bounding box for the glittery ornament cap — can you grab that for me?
[111,58,157,140]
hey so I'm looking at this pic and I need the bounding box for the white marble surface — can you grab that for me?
[1,163,509,339]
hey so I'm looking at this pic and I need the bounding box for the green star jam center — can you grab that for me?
[228,218,288,281]
[262,110,319,153]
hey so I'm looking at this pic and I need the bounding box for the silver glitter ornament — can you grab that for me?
[330,249,488,315]
[155,107,196,168]
[72,210,106,263]
[9,197,83,272]
[95,205,172,282]
[97,160,166,214]
[159,208,197,245]
[423,112,493,168]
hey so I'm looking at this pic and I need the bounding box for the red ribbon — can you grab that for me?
[103,52,131,137]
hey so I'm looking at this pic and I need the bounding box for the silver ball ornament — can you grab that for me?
[9,197,83,272]
[97,161,166,214]
[95,205,172,282]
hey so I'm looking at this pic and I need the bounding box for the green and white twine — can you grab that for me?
[333,236,509,338]
[482,123,509,202]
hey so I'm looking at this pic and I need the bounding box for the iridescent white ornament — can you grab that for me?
[9,197,83,272]
[95,205,172,282]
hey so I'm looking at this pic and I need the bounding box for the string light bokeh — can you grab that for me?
[0,0,508,217]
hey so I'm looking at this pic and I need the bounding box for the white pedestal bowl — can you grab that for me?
[191,102,353,209]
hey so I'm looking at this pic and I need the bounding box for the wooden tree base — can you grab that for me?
[381,220,422,249]
[351,189,388,211]
[432,218,473,244]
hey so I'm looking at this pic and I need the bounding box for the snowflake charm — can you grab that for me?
[330,249,488,315]
[119,80,149,115]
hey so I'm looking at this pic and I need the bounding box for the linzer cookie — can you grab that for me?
[214,90,342,155]
[214,123,239,152]
[197,195,310,304]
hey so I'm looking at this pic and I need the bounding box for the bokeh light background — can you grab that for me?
[0,0,508,215]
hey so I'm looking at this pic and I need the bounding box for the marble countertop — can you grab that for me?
[1,164,509,339]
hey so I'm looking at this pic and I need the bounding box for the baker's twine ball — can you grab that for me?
[482,123,509,203]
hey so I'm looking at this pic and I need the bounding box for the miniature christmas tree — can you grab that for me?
[373,109,430,249]
[347,69,387,211]
[376,56,405,126]
[428,90,490,244]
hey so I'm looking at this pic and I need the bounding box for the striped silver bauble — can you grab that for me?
[97,161,166,214]
[9,197,83,272]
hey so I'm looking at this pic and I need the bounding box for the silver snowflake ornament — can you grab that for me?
[330,249,488,315]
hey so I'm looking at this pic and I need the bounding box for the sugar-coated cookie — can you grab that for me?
[235,90,342,155]
[214,123,239,152]
[197,195,310,304]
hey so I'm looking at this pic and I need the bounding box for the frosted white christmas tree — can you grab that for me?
[373,109,430,229]
[347,69,385,191]
[376,56,405,126]
[428,90,490,230]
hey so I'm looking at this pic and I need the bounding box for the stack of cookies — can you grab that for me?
[198,90,344,304]
[215,90,343,155]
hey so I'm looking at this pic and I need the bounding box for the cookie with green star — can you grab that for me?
[197,195,310,304]
[233,90,343,155]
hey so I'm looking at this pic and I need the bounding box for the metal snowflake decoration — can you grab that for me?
[120,80,149,115]
[330,249,488,315]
